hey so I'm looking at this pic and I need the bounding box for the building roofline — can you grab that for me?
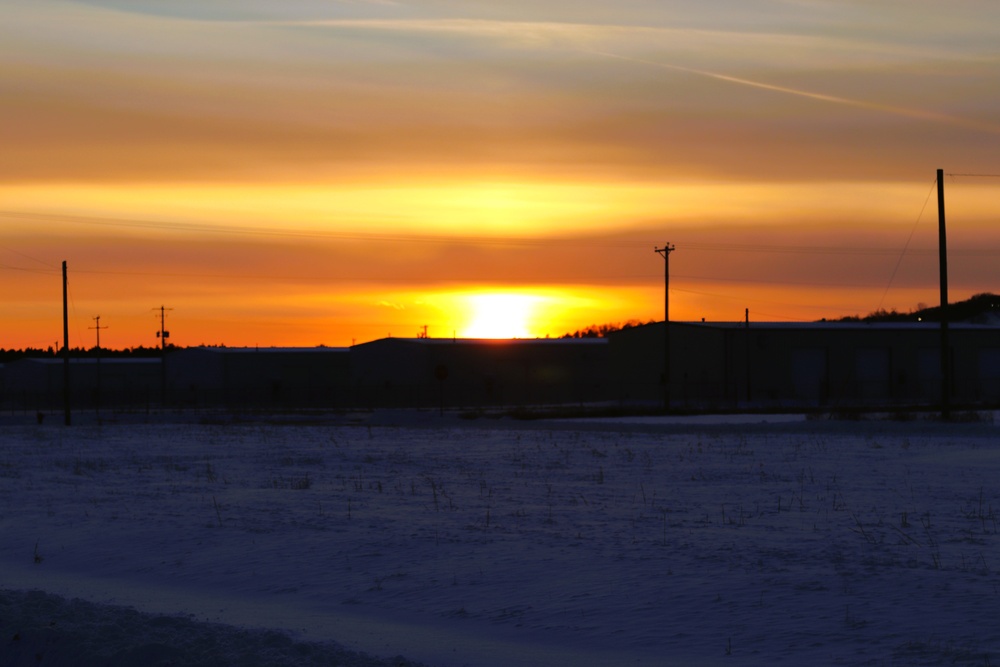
[354,337,608,348]
[630,320,1000,331]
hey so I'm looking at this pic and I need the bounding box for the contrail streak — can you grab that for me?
[590,50,1000,135]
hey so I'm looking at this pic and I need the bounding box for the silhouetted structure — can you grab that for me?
[610,321,1000,410]
[4,322,1000,415]
[167,347,351,408]
[2,358,160,413]
[350,338,610,409]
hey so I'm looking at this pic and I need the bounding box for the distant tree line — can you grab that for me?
[561,319,655,338]
[0,345,176,363]
[4,293,996,359]
[561,292,1000,337]
[828,292,1000,323]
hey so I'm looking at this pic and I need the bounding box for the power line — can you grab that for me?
[680,242,939,256]
[0,263,59,274]
[0,245,58,269]
[65,269,88,351]
[875,177,937,312]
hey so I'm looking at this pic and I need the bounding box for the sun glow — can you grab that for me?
[5,180,963,240]
[459,293,547,339]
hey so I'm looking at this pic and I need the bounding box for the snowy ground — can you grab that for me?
[1,411,999,666]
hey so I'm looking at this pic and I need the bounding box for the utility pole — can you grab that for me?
[655,244,675,412]
[156,305,172,352]
[155,305,173,405]
[90,316,108,414]
[62,261,71,426]
[745,308,752,404]
[90,315,107,350]
[937,169,951,419]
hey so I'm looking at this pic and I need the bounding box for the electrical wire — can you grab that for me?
[0,263,58,274]
[874,177,936,313]
[0,245,59,270]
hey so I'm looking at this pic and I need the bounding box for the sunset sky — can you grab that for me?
[2,0,1000,349]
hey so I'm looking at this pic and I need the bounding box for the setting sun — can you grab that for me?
[459,293,545,339]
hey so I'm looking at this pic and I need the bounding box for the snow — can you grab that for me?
[2,412,999,666]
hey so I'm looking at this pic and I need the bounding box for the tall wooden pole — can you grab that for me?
[62,261,71,426]
[655,244,675,412]
[156,305,172,405]
[937,169,951,419]
[745,307,751,404]
[90,315,107,415]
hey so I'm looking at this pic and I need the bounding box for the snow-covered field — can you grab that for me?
[2,412,999,666]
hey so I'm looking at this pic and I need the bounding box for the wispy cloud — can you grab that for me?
[260,14,986,67]
[587,50,1000,136]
